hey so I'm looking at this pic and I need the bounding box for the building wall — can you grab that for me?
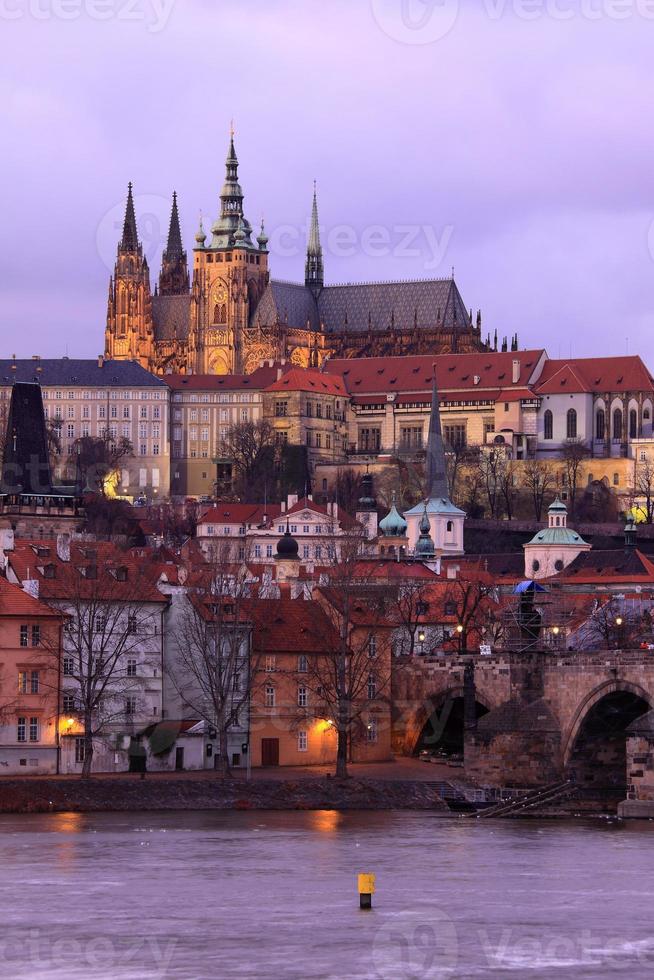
[0,614,61,775]
[263,389,348,476]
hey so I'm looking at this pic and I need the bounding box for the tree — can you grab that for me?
[635,458,654,524]
[167,540,259,775]
[47,558,162,778]
[523,459,555,521]
[309,529,393,777]
[69,434,133,495]
[498,458,517,520]
[334,468,361,514]
[441,571,502,654]
[217,419,277,501]
[561,438,589,517]
[576,597,644,651]
[478,446,507,518]
[389,577,433,659]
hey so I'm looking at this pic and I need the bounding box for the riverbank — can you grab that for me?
[0,773,452,814]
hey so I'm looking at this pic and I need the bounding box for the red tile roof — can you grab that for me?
[325,350,546,395]
[198,503,282,527]
[0,577,65,619]
[246,598,335,653]
[536,357,654,395]
[163,364,287,391]
[265,368,348,396]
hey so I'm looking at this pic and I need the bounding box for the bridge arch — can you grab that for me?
[409,687,490,758]
[563,680,652,796]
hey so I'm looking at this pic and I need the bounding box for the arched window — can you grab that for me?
[554,559,564,572]
[566,408,577,439]
[645,408,651,421]
[544,410,553,440]
[532,559,540,572]
[446,520,453,532]
[629,409,638,440]
[595,410,605,440]
[613,408,623,441]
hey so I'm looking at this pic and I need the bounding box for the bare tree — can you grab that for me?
[523,459,555,521]
[561,438,590,517]
[307,528,393,777]
[478,446,507,518]
[389,577,432,659]
[47,561,161,778]
[576,597,644,651]
[217,419,277,501]
[167,540,260,775]
[498,458,517,520]
[635,458,654,524]
[441,572,501,654]
[69,434,134,495]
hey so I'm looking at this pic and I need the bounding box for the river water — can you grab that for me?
[1,810,653,979]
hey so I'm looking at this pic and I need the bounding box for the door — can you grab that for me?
[175,747,184,770]
[261,738,279,767]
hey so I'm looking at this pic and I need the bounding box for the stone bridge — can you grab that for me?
[392,651,654,794]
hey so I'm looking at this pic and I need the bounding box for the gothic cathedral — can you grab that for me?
[105,134,505,376]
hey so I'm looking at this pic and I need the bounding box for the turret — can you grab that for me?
[305,181,324,297]
[159,192,190,296]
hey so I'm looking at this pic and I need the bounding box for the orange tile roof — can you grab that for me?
[265,368,348,396]
[163,364,287,390]
[325,350,546,395]
[536,357,654,395]
[198,503,282,526]
[0,577,65,619]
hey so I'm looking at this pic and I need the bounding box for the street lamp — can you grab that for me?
[456,623,464,654]
[615,617,624,627]
[418,630,426,643]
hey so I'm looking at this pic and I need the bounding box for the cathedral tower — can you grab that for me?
[158,192,189,296]
[305,182,324,298]
[189,131,269,374]
[105,183,154,368]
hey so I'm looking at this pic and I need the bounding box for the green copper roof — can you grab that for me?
[379,496,407,536]
[527,526,588,546]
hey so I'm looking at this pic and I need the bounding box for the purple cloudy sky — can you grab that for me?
[2,0,654,360]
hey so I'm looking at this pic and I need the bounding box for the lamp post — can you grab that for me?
[456,623,464,655]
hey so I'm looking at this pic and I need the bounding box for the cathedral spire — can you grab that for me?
[121,182,138,251]
[166,191,183,257]
[159,191,189,296]
[210,128,254,249]
[305,181,324,296]
[426,363,449,500]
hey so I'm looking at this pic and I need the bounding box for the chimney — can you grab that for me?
[56,533,71,562]
[281,501,286,513]
[23,579,39,599]
[98,355,104,369]
[512,359,520,384]
[333,502,338,521]
[276,368,283,381]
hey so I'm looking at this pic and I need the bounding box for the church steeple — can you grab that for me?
[159,191,189,296]
[120,182,139,252]
[305,181,324,296]
[210,127,254,249]
[426,364,449,500]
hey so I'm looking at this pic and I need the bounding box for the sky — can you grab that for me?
[2,0,654,360]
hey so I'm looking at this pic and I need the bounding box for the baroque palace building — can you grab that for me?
[104,134,505,377]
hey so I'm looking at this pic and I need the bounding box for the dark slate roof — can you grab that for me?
[1,383,56,495]
[0,359,165,387]
[250,277,471,335]
[152,294,192,341]
[250,281,319,330]
[476,698,560,734]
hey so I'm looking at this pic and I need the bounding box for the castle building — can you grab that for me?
[105,134,495,377]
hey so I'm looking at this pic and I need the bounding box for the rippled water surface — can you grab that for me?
[0,809,653,979]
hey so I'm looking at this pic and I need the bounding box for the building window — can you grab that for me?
[297,685,308,707]
[31,625,40,647]
[613,408,623,441]
[17,717,26,742]
[75,737,85,764]
[126,659,137,677]
[359,428,381,452]
[367,674,377,700]
[566,408,577,439]
[613,472,620,486]
[443,424,466,449]
[62,693,76,713]
[368,635,377,658]
[265,655,276,673]
[125,697,137,716]
[366,718,378,743]
[265,685,275,708]
[19,625,28,647]
[29,717,39,742]
[630,409,638,440]
[298,655,308,673]
[400,427,423,450]
[543,410,553,440]
[596,409,605,440]
[30,670,39,694]
[297,731,308,752]
[63,657,75,676]
[275,401,288,417]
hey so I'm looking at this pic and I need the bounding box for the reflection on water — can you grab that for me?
[0,810,653,979]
